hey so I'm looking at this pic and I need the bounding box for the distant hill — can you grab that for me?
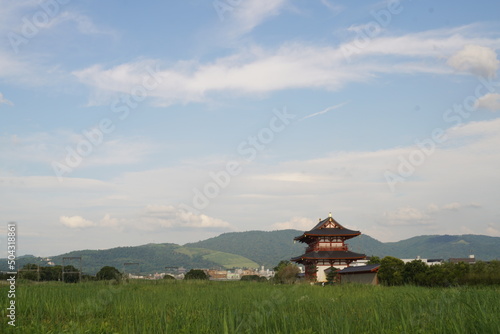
[187,231,500,265]
[185,230,305,269]
[185,230,388,268]
[0,243,259,275]
[374,234,500,260]
[2,232,498,275]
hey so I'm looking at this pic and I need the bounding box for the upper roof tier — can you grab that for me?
[294,213,361,243]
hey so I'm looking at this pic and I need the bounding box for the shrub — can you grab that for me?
[184,269,209,280]
[96,266,122,281]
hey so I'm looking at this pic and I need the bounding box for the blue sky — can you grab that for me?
[1,0,500,256]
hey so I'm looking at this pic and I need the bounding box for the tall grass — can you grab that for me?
[1,280,499,333]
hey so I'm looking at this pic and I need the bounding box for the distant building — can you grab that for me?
[227,273,240,280]
[449,255,476,264]
[291,212,366,282]
[207,270,228,280]
[338,264,380,285]
[401,256,444,266]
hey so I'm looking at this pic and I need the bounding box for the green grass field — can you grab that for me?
[1,280,499,333]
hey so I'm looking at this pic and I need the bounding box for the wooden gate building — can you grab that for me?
[291,213,366,282]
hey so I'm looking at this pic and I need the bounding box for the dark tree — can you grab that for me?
[274,262,300,284]
[96,266,121,281]
[273,260,291,272]
[62,265,80,283]
[326,266,339,284]
[378,256,405,286]
[403,260,428,285]
[367,256,381,265]
[184,269,209,280]
[241,275,266,282]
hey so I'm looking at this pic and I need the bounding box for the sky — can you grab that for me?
[1,0,500,257]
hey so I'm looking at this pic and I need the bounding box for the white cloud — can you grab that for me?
[60,215,96,228]
[442,202,461,211]
[272,216,315,230]
[0,92,13,106]
[342,25,500,58]
[427,203,440,213]
[383,207,431,226]
[475,93,500,111]
[0,3,114,87]
[143,205,232,229]
[320,0,344,15]
[442,202,481,211]
[74,26,500,106]
[486,223,500,237]
[459,226,475,235]
[427,202,481,213]
[4,117,500,246]
[254,172,322,183]
[447,44,499,78]
[221,0,287,38]
[47,11,115,36]
[0,131,155,168]
[100,214,120,227]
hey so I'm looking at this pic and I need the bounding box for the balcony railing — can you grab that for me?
[306,246,348,252]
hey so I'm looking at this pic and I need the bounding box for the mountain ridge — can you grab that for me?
[2,231,498,275]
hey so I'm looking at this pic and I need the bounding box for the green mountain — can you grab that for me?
[185,229,305,269]
[377,234,500,260]
[3,232,499,276]
[184,229,390,268]
[188,231,500,264]
[1,243,258,275]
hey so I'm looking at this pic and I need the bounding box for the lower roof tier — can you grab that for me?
[291,250,366,263]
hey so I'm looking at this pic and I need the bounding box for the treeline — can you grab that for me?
[375,256,500,286]
[0,264,83,282]
[0,264,122,282]
[49,244,217,274]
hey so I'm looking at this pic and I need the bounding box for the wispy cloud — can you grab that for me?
[218,0,288,40]
[74,25,500,107]
[320,0,344,15]
[272,216,314,230]
[0,131,155,168]
[60,215,96,228]
[0,2,114,87]
[0,92,13,106]
[447,44,499,78]
[142,205,233,230]
[300,101,349,120]
[382,207,432,226]
[44,11,116,37]
[1,117,499,245]
[475,93,500,111]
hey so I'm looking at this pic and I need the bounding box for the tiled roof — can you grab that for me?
[338,264,380,274]
[292,250,366,261]
[311,216,346,230]
[294,228,360,240]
